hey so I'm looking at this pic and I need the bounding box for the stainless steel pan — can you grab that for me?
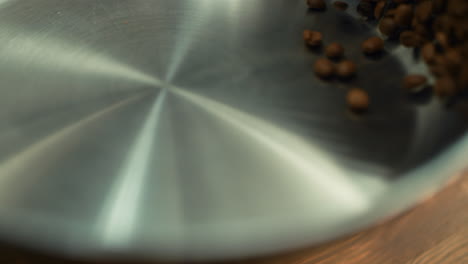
[0,0,466,261]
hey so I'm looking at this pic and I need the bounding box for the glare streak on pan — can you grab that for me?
[164,0,213,82]
[1,30,164,87]
[0,93,149,191]
[172,87,371,212]
[98,90,167,247]
[0,0,10,7]
[227,0,241,24]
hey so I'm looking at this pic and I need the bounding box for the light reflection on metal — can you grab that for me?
[100,90,168,247]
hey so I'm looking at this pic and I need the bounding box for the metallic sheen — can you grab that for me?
[0,0,467,261]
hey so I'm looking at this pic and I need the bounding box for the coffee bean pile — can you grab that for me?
[304,8,366,111]
[368,0,468,98]
[304,0,468,113]
[304,30,366,111]
[303,31,353,73]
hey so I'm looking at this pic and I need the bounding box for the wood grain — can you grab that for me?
[1,172,467,264]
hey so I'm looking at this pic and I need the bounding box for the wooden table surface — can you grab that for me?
[2,172,467,264]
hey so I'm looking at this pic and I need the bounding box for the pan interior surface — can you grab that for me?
[0,0,466,260]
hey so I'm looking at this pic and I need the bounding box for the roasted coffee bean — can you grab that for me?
[347,88,370,112]
[415,0,433,23]
[413,22,431,40]
[422,43,436,64]
[400,31,421,47]
[448,0,468,17]
[333,1,349,11]
[403,74,428,91]
[395,4,413,27]
[336,60,357,79]
[392,0,409,4]
[325,43,345,59]
[303,30,313,42]
[307,0,327,11]
[374,1,386,19]
[411,16,419,28]
[453,20,468,41]
[314,58,335,79]
[430,65,445,78]
[461,45,468,56]
[445,49,463,72]
[303,30,323,47]
[432,55,450,75]
[379,18,399,36]
[385,8,398,18]
[433,0,447,14]
[429,57,449,78]
[357,1,376,18]
[433,15,452,33]
[435,32,450,49]
[459,65,468,90]
[435,77,457,97]
[362,36,385,54]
